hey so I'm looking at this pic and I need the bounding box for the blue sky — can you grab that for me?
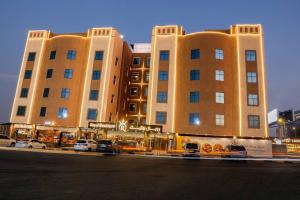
[0,0,299,122]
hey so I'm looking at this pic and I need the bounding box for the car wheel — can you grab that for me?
[10,143,15,147]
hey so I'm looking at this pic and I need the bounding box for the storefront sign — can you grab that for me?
[14,123,33,129]
[128,125,162,133]
[89,122,116,130]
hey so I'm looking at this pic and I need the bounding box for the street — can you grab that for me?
[0,149,300,200]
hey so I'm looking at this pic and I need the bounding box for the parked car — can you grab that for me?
[96,140,119,153]
[223,145,247,158]
[183,142,200,157]
[115,140,140,154]
[15,139,47,149]
[0,134,16,147]
[74,139,97,152]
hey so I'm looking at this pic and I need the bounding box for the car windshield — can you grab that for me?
[76,140,87,143]
[98,140,112,145]
[230,146,246,151]
[186,143,198,149]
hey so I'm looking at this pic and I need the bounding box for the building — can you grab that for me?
[9,24,269,150]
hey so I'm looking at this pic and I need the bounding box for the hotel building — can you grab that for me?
[9,24,269,144]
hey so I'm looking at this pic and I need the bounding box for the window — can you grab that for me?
[27,52,36,61]
[215,49,224,60]
[87,109,98,120]
[67,50,76,60]
[50,51,56,60]
[143,103,147,113]
[190,70,200,80]
[190,91,200,103]
[40,107,47,117]
[89,90,99,101]
[64,69,73,79]
[159,71,168,81]
[43,88,49,98]
[113,75,117,85]
[215,70,224,81]
[247,72,257,83]
[95,51,103,60]
[92,70,101,80]
[58,107,68,119]
[145,71,149,82]
[131,71,140,82]
[24,70,32,79]
[128,103,137,112]
[130,87,138,96]
[111,94,114,103]
[20,88,28,98]
[216,92,224,104]
[144,87,148,97]
[16,106,26,116]
[160,50,169,61]
[191,49,200,59]
[216,114,224,126]
[132,57,141,65]
[46,69,53,78]
[146,57,151,67]
[157,91,167,103]
[189,113,200,125]
[61,88,70,99]
[156,112,167,124]
[246,50,256,61]
[115,57,119,66]
[248,115,260,128]
[248,94,258,106]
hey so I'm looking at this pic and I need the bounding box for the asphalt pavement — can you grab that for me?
[0,149,300,200]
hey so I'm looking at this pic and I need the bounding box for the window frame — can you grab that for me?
[156,112,167,124]
[215,49,224,60]
[89,90,99,101]
[16,106,26,116]
[215,70,224,81]
[248,115,260,129]
[94,51,104,60]
[61,88,70,99]
[216,92,224,104]
[216,114,225,126]
[245,50,256,62]
[191,49,200,60]
[190,70,200,80]
[157,91,168,103]
[159,71,168,81]
[247,72,257,83]
[87,108,98,120]
[40,107,47,117]
[67,50,76,60]
[159,50,169,61]
[64,69,73,79]
[20,88,28,98]
[58,107,68,119]
[189,113,200,125]
[190,91,200,103]
[248,94,259,106]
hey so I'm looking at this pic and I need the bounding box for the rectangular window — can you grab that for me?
[113,76,117,85]
[67,50,76,60]
[87,109,98,120]
[131,71,140,82]
[157,91,168,103]
[128,103,137,112]
[95,51,104,60]
[146,57,151,67]
[20,88,28,98]
[92,70,101,80]
[133,57,141,65]
[160,50,169,61]
[215,70,224,81]
[58,107,68,119]
[156,112,167,124]
[246,50,256,61]
[216,114,224,126]
[247,72,257,83]
[43,88,50,98]
[143,103,147,113]
[46,69,53,78]
[190,70,200,80]
[248,115,260,128]
[130,87,138,96]
[190,91,200,103]
[89,90,99,101]
[216,92,224,104]
[159,71,168,81]
[248,94,258,106]
[40,107,47,117]
[61,88,70,99]
[115,57,119,66]
[144,87,148,97]
[111,94,114,103]
[215,49,224,60]
[64,69,73,79]
[24,70,32,79]
[27,52,36,61]
[50,51,56,60]
[145,71,150,82]
[189,113,200,125]
[16,106,26,116]
[191,49,200,59]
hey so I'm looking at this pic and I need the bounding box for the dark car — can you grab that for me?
[223,145,247,158]
[183,142,200,157]
[96,140,119,153]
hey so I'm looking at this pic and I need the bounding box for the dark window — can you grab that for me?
[24,70,32,79]
[248,115,260,128]
[128,103,137,112]
[191,49,200,59]
[190,91,200,103]
[16,106,26,116]
[87,109,98,120]
[131,71,140,82]
[61,88,70,99]
[156,112,167,124]
[64,69,73,79]
[92,70,101,80]
[111,94,114,103]
[40,107,47,117]
[115,57,119,66]
[95,51,104,60]
[113,75,117,85]
[50,51,56,60]
[189,113,200,125]
[43,88,49,98]
[143,103,147,113]
[157,91,167,103]
[190,70,200,80]
[89,90,99,101]
[146,57,151,67]
[246,50,256,61]
[130,87,138,96]
[67,50,76,60]
[46,69,53,78]
[133,57,141,65]
[160,50,169,61]
[27,52,36,61]
[144,71,150,82]
[159,71,168,81]
[20,88,28,98]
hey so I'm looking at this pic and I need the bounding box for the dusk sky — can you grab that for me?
[0,0,299,122]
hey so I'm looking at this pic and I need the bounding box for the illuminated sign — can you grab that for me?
[88,122,116,130]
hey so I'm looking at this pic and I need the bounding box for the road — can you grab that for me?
[0,149,299,200]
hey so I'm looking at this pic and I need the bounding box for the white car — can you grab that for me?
[183,142,200,157]
[0,134,16,147]
[15,139,47,149]
[74,139,97,151]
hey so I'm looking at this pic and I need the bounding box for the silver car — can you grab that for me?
[0,134,16,147]
[16,139,47,149]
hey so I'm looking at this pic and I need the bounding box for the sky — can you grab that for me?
[0,0,300,122]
